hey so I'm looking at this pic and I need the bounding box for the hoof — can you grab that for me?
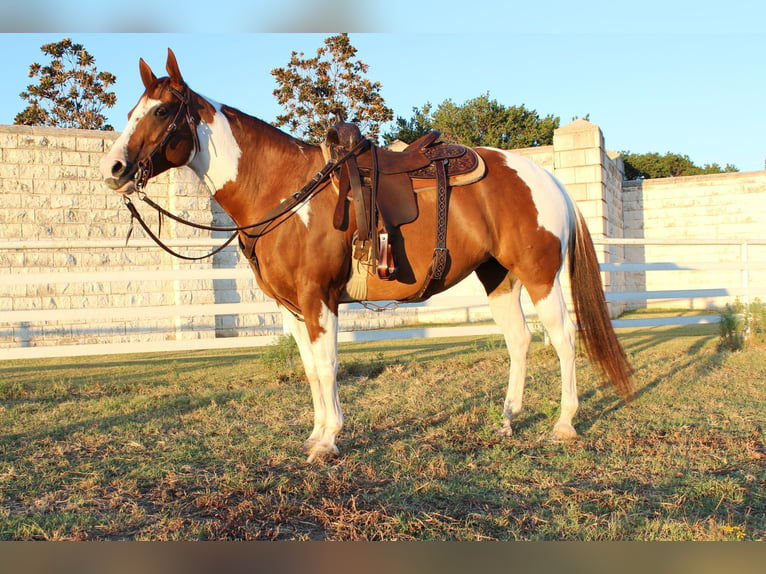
[306,443,339,463]
[302,438,319,454]
[550,423,578,441]
[495,424,513,438]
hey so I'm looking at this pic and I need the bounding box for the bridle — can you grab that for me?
[133,84,201,192]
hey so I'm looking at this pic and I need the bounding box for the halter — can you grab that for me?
[133,84,201,191]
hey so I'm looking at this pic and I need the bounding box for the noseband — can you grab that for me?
[134,84,201,191]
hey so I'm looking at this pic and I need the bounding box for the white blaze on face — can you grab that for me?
[188,99,241,195]
[99,96,162,183]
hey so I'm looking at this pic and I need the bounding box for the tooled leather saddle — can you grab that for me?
[324,122,485,298]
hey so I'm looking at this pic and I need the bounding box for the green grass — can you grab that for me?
[0,325,763,540]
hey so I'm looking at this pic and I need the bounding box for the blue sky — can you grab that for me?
[0,1,764,172]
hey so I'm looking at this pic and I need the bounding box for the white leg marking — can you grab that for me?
[307,302,342,461]
[281,303,342,462]
[488,279,532,437]
[533,280,579,440]
[281,308,324,446]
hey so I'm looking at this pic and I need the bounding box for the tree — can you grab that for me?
[15,38,117,131]
[385,93,559,148]
[383,104,434,145]
[271,33,393,144]
[621,151,738,180]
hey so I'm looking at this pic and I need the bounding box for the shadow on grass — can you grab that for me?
[574,328,727,436]
[1,388,247,445]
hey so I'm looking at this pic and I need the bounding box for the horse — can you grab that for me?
[100,49,633,462]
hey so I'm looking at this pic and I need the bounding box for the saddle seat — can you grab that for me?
[323,121,486,294]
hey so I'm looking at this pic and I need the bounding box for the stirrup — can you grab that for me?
[376,232,397,280]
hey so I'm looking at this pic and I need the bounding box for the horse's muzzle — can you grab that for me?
[110,179,137,195]
[104,160,137,193]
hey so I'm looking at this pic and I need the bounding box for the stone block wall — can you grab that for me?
[551,119,627,315]
[2,120,765,352]
[623,171,766,308]
[0,124,416,351]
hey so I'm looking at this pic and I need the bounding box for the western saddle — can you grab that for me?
[323,121,485,299]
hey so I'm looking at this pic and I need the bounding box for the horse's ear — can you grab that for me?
[139,58,157,89]
[165,48,185,90]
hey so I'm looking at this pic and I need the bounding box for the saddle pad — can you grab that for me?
[411,152,487,193]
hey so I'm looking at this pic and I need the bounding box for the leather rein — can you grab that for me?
[121,85,368,261]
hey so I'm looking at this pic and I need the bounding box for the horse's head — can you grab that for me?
[100,49,201,194]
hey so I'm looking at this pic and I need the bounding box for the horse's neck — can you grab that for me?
[189,98,321,219]
[187,99,243,194]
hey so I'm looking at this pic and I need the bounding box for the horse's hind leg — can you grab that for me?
[476,263,532,436]
[530,278,579,440]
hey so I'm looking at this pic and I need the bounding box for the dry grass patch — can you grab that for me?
[1,326,763,540]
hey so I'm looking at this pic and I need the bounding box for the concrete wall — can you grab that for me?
[551,120,627,315]
[0,125,232,348]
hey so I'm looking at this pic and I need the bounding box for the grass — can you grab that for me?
[0,325,764,540]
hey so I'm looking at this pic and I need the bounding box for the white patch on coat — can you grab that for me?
[288,197,312,228]
[498,150,575,256]
[188,98,242,195]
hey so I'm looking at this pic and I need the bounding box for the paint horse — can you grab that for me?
[100,49,633,462]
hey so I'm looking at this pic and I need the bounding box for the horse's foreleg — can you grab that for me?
[280,308,325,449]
[307,302,342,462]
[283,302,343,462]
[532,279,579,440]
[486,276,532,436]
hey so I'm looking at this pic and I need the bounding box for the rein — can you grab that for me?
[122,137,369,261]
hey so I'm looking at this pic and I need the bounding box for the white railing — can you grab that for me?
[1,238,764,360]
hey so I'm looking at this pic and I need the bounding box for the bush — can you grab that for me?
[719,298,764,351]
[262,334,302,382]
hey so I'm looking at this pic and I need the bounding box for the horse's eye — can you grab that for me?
[154,106,168,118]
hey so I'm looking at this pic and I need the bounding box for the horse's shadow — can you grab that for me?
[334,327,724,451]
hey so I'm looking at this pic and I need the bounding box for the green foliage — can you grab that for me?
[719,306,746,351]
[385,93,559,148]
[271,33,393,144]
[262,334,301,381]
[15,37,117,131]
[382,104,434,146]
[719,298,765,351]
[622,151,738,180]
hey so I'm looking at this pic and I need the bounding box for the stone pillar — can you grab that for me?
[553,119,607,232]
[553,119,626,316]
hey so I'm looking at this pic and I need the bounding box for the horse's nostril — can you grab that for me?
[111,160,125,177]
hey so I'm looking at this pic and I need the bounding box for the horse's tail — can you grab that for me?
[569,209,634,399]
